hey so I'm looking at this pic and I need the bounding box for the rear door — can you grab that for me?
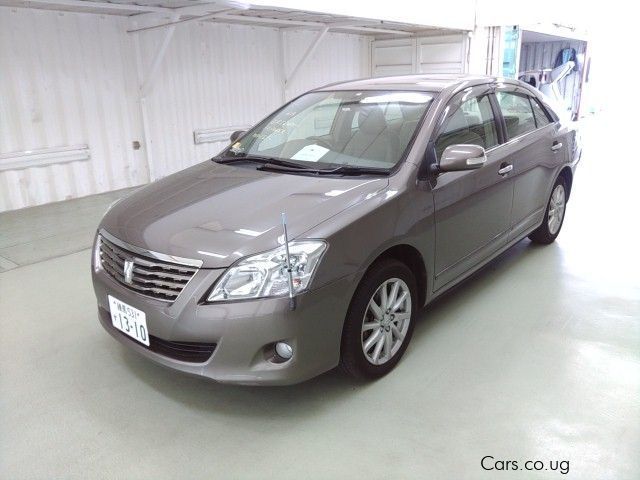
[431,84,514,290]
[494,87,564,240]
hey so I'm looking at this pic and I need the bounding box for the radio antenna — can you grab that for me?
[281,212,296,310]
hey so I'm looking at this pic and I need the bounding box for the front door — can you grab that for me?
[431,86,514,290]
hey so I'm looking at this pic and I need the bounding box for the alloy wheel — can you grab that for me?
[548,184,566,235]
[361,278,412,365]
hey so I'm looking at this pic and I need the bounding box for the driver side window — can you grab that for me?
[435,93,498,159]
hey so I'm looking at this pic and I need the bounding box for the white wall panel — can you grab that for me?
[372,34,467,77]
[136,23,285,180]
[0,9,371,211]
[418,34,468,73]
[467,26,502,76]
[282,30,370,99]
[0,6,148,212]
[136,26,369,180]
[371,39,415,76]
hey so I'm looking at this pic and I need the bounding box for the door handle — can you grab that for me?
[498,164,513,175]
[551,142,563,152]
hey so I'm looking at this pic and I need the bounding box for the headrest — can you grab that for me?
[464,113,480,126]
[445,108,470,132]
[400,104,424,122]
[358,106,387,135]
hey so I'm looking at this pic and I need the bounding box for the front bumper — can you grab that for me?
[92,264,356,385]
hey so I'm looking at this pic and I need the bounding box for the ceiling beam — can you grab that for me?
[22,0,169,13]
[130,1,248,23]
[210,14,415,35]
[128,9,235,34]
[21,1,420,36]
[342,26,413,36]
[211,13,326,28]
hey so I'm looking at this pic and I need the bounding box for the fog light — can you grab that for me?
[275,342,293,360]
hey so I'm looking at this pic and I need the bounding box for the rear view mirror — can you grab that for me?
[229,130,246,143]
[438,144,487,172]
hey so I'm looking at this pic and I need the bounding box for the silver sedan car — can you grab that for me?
[92,74,580,385]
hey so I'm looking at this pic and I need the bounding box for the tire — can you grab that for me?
[340,258,418,380]
[529,176,568,245]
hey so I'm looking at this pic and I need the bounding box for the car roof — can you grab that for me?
[315,74,516,93]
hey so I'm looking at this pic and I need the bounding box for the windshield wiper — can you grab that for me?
[317,165,390,176]
[256,163,322,173]
[215,155,309,170]
[216,155,389,176]
[257,163,389,176]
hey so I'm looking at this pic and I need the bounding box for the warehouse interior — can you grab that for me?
[1,1,638,478]
[0,0,473,212]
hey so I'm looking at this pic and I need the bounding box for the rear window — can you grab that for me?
[530,97,553,128]
[496,91,536,138]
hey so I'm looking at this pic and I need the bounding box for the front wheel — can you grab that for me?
[529,177,567,244]
[340,259,417,380]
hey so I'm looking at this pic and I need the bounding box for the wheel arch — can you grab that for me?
[558,166,573,200]
[364,244,428,307]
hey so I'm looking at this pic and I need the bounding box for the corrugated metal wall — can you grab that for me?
[139,25,370,180]
[136,23,285,180]
[282,29,370,99]
[0,7,371,211]
[0,7,148,212]
[519,40,586,118]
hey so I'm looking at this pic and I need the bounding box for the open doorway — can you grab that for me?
[518,30,588,120]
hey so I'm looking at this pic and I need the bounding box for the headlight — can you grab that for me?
[92,234,102,272]
[206,240,327,302]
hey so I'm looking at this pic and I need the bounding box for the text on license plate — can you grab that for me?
[108,295,150,346]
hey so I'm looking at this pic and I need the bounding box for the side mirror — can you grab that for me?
[229,130,246,143]
[437,144,487,172]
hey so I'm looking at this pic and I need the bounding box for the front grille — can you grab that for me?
[102,313,217,363]
[99,235,199,302]
[147,336,217,363]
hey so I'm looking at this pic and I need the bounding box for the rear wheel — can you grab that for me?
[529,177,567,244]
[340,259,417,380]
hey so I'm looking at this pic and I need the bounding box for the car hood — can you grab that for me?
[101,161,388,268]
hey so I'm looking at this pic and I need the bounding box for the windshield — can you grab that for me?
[221,90,435,170]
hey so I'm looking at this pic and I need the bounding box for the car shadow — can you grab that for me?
[119,238,561,416]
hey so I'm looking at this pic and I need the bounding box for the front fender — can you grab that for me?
[304,181,435,307]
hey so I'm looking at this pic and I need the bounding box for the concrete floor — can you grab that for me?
[0,187,136,271]
[1,113,638,479]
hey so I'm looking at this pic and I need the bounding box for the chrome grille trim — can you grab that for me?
[97,230,201,302]
[99,229,202,267]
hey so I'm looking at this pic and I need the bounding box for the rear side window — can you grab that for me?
[435,94,498,159]
[530,98,553,128]
[496,91,536,138]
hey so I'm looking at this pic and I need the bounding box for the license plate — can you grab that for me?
[108,295,150,346]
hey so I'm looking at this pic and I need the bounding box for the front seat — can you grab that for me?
[343,106,398,165]
[398,104,424,152]
[435,108,485,159]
